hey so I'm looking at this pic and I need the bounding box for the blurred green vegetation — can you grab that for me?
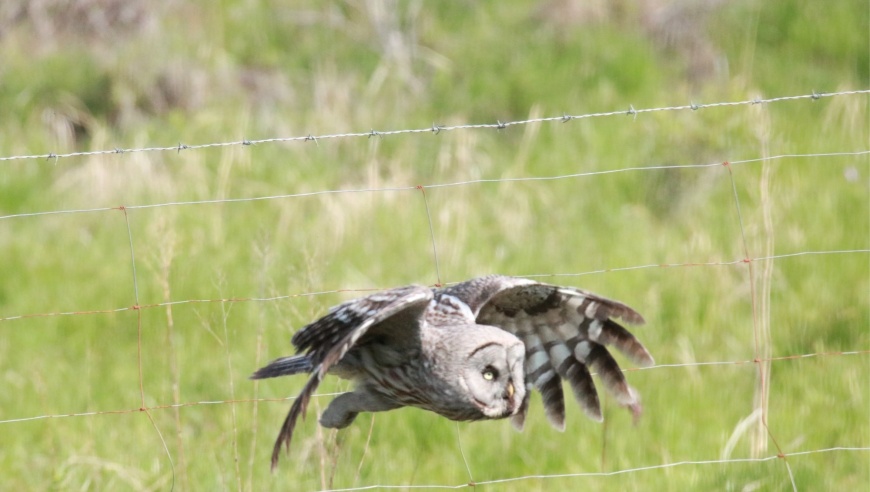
[0,0,867,490]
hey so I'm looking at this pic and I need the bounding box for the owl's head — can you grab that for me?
[458,326,526,419]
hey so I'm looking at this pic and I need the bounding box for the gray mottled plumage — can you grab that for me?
[251,275,654,469]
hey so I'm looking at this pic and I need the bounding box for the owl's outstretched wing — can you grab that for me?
[251,285,433,469]
[443,275,653,431]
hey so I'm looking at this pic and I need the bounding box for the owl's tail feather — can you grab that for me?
[270,369,323,470]
[250,355,313,379]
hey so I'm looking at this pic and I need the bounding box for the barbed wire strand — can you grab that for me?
[0,90,866,163]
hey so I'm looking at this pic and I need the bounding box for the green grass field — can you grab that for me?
[0,1,867,490]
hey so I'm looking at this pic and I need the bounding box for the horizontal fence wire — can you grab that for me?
[0,248,867,323]
[0,351,866,426]
[1,149,868,221]
[318,447,870,492]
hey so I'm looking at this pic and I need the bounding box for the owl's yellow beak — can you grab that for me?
[506,381,515,398]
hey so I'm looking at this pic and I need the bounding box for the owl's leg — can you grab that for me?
[320,389,401,429]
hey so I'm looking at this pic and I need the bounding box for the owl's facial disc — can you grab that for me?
[462,335,526,419]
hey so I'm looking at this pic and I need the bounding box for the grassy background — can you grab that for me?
[0,0,867,490]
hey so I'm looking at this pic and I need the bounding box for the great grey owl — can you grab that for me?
[252,275,654,468]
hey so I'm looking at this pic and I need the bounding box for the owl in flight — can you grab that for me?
[252,275,654,469]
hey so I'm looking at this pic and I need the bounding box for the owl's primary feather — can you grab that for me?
[252,275,653,469]
[452,276,653,429]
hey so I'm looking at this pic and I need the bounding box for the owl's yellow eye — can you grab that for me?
[482,367,498,380]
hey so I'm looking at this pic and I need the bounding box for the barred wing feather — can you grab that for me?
[473,278,654,430]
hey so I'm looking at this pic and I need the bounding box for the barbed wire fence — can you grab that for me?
[1,89,868,491]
